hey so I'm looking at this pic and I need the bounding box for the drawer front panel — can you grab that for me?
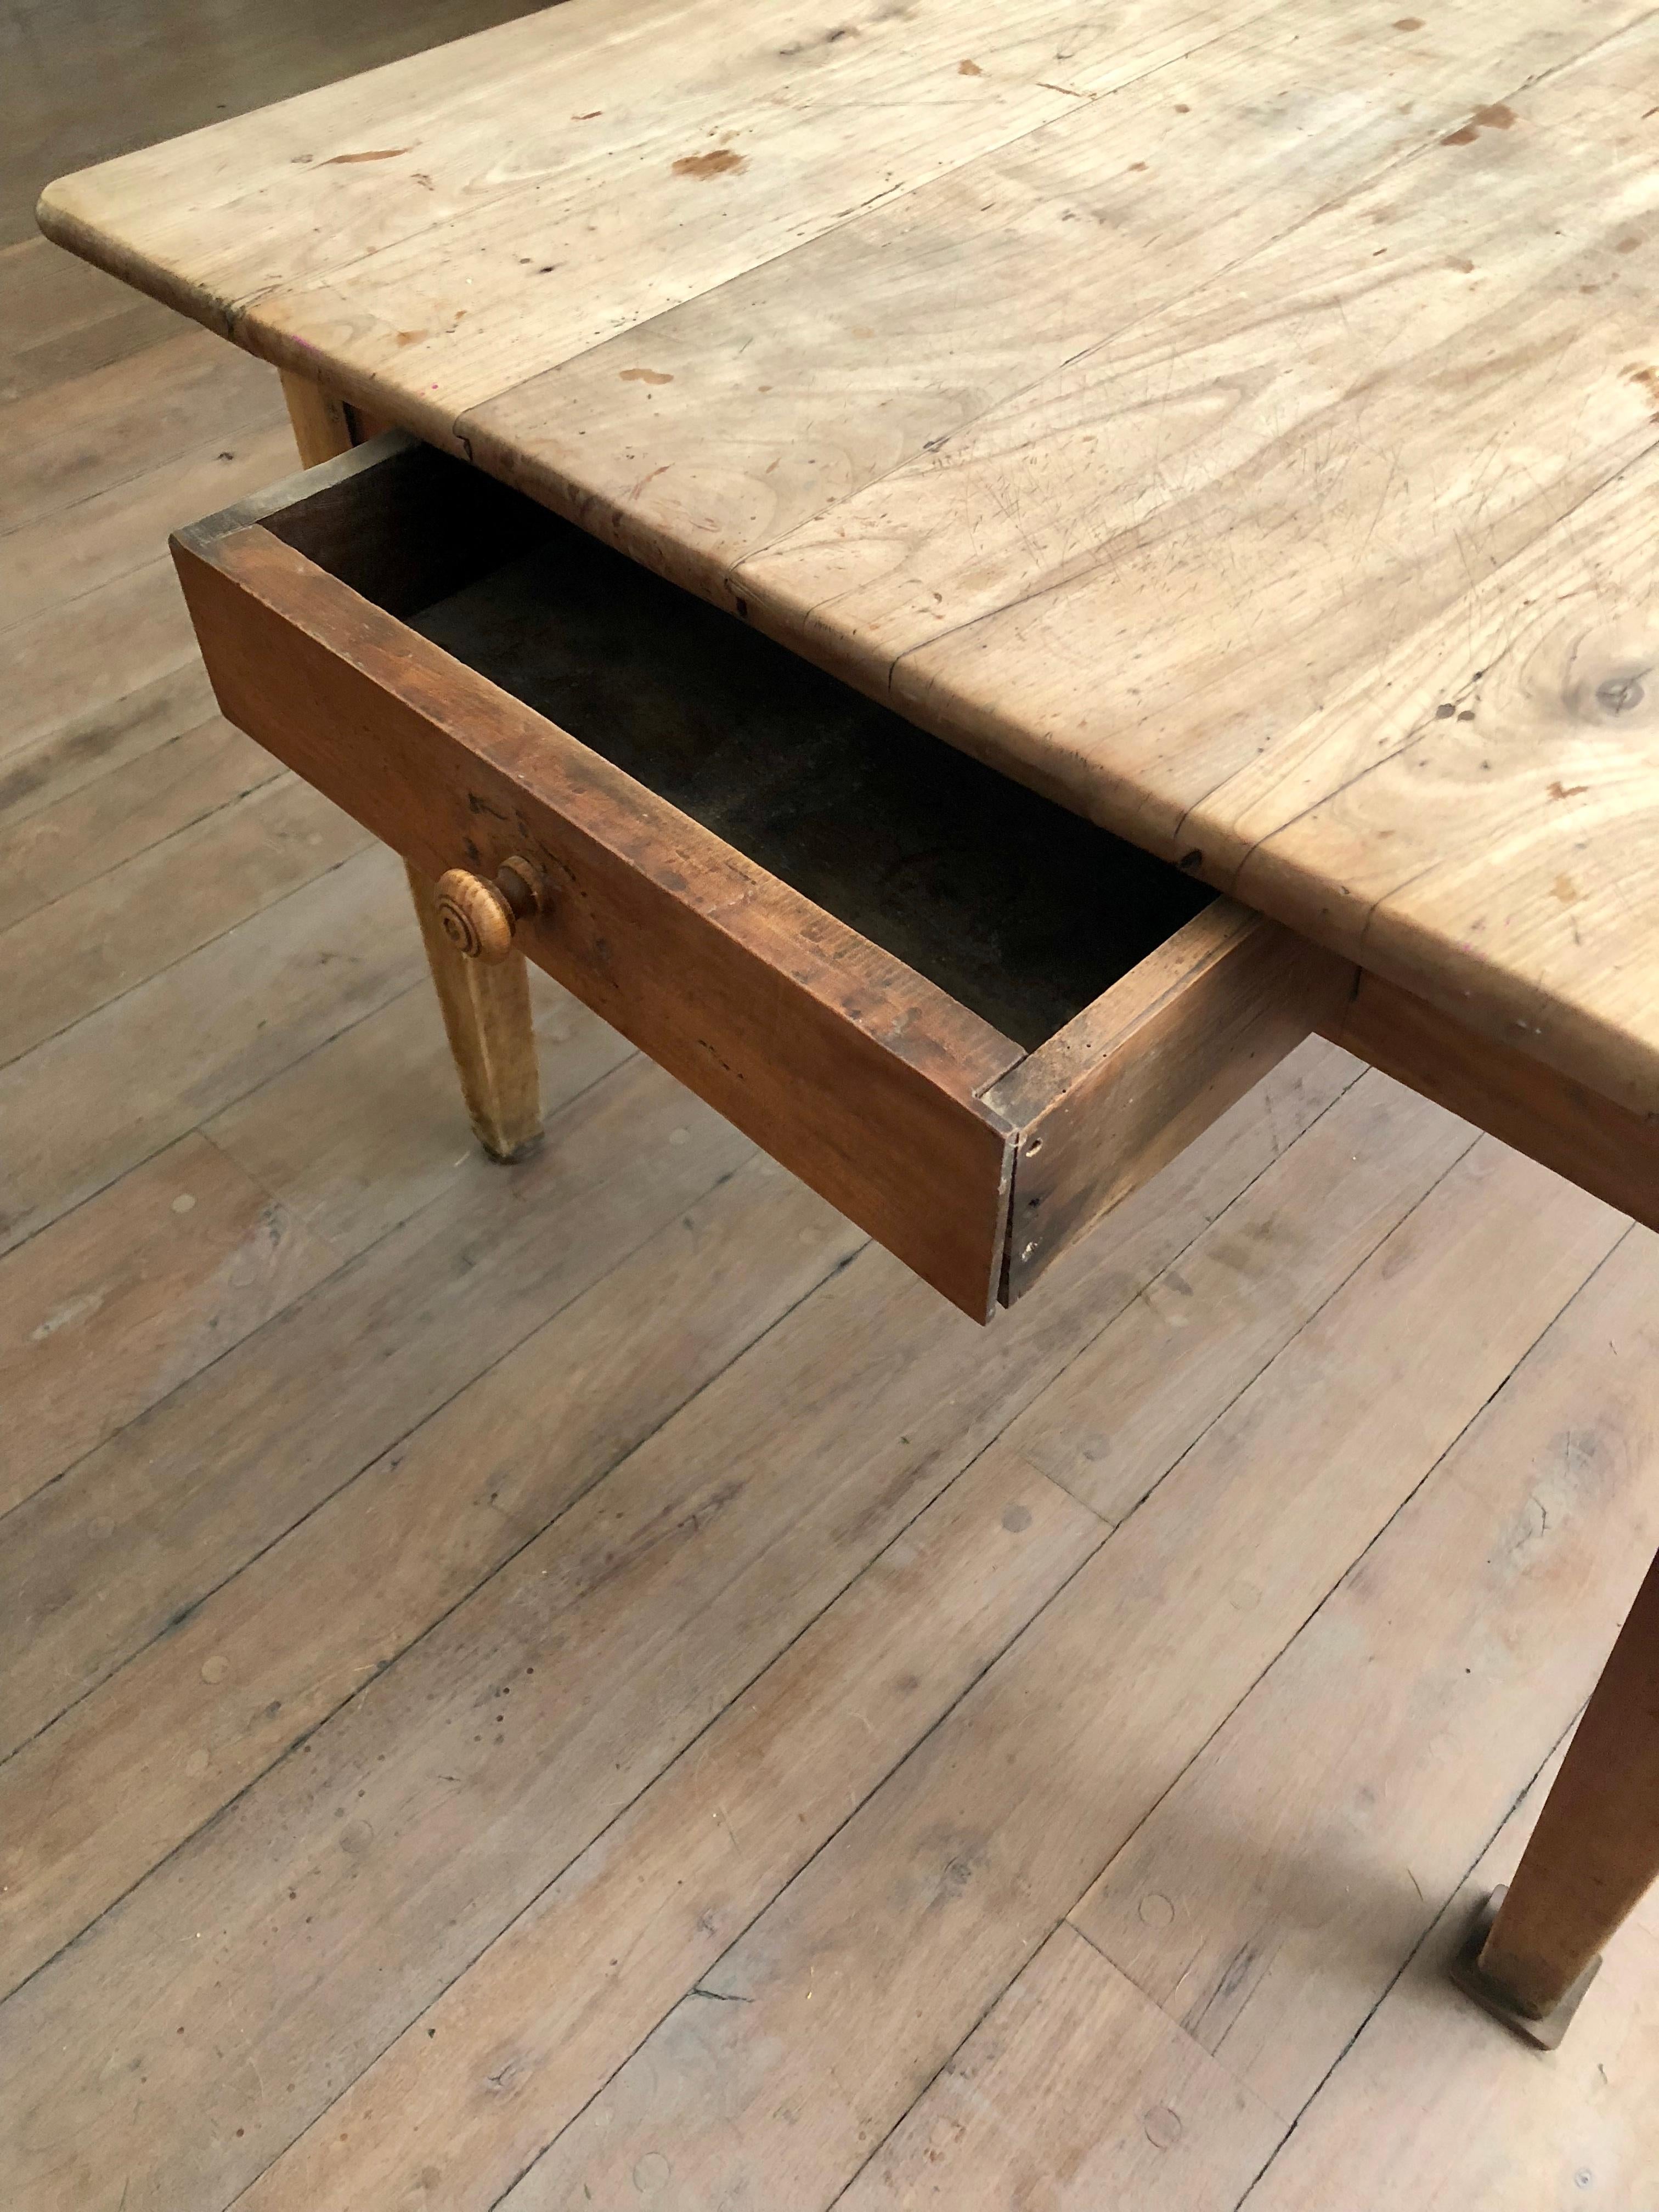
[174,521,1021,1319]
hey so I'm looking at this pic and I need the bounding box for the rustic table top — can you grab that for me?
[38,0,1659,1115]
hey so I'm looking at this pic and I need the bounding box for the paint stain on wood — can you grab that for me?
[619,368,674,385]
[1548,780,1589,802]
[1624,364,1659,422]
[1617,235,1644,253]
[1552,874,1581,906]
[1447,256,1475,273]
[958,58,982,75]
[673,148,746,179]
[1393,15,1424,27]
[1441,102,1516,144]
[321,146,412,163]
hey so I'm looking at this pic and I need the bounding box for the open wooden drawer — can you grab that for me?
[172,433,1349,1321]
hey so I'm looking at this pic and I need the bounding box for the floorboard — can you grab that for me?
[2,6,1655,2207]
[1240,1747,1659,2210]
[839,1923,1283,2212]
[1072,1224,1656,2120]
[483,1146,1619,2212]
[0,715,281,935]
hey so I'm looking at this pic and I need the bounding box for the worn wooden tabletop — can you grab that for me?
[37,0,1659,1116]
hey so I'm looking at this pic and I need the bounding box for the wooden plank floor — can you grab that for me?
[3,9,1657,2206]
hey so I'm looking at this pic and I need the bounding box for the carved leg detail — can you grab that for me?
[1452,1545,1659,2045]
[405,862,542,1162]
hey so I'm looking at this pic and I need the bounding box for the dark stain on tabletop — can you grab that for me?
[673,147,747,179]
[1624,364,1659,422]
[1441,101,1516,145]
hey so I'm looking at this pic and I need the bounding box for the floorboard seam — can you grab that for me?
[819,1217,1634,2210]
[0,1209,865,2006]
[0,864,422,1266]
[0,1031,643,1555]
[1227,1711,1589,2211]
[1037,1103,1480,1532]
[0,822,381,1074]
[217,1276,1084,2211]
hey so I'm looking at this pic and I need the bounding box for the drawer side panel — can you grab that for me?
[988,906,1353,1303]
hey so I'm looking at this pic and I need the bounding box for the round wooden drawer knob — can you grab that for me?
[433,859,540,963]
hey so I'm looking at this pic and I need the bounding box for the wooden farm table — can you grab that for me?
[38,0,1659,2047]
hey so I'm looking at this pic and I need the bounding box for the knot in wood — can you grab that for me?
[1595,673,1646,716]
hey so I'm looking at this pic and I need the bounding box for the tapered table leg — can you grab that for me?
[404,860,541,1160]
[278,368,544,1163]
[1451,1545,1659,2046]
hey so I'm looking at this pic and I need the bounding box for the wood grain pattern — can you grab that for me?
[0,1054,753,1764]
[0,771,370,1068]
[1327,968,1659,1235]
[0,1130,336,1520]
[37,0,1659,1118]
[2,415,295,633]
[2,573,208,806]
[0,713,278,934]
[1071,1221,1655,2118]
[207,1049,1346,2212]
[490,1146,1617,2212]
[406,858,541,1158]
[279,363,354,467]
[233,1457,1101,2212]
[738,19,1659,1112]
[0,1154,860,1999]
[462,0,1640,599]
[1000,1068,1468,1527]
[37,0,1260,435]
[0,236,180,403]
[204,968,631,1254]
[1243,1752,1659,2211]
[0,1234,1118,2212]
[0,326,277,533]
[1475,1538,1659,2017]
[838,1923,1282,2211]
[19,15,1659,2197]
[0,844,421,1259]
[988,906,1352,1301]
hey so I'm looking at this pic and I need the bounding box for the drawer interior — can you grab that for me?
[405,529,1214,1052]
[256,438,1215,1048]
